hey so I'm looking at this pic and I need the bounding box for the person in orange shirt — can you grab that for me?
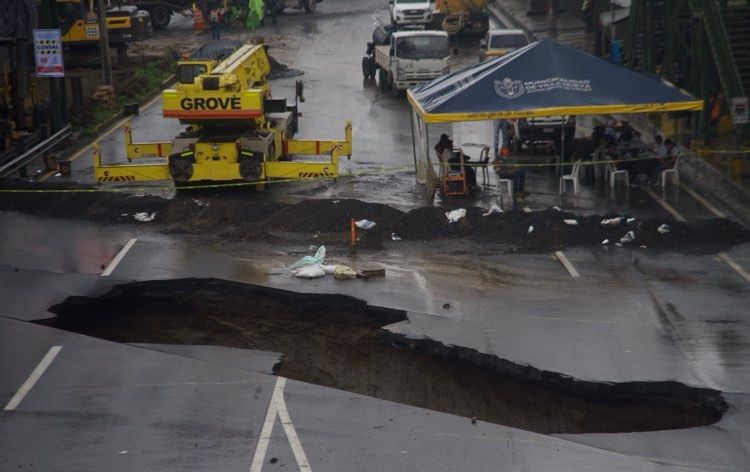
[708,91,724,141]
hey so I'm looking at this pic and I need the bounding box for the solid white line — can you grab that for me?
[554,251,580,278]
[643,187,687,222]
[718,252,750,284]
[250,378,282,472]
[275,379,312,472]
[249,377,312,472]
[680,183,727,218]
[101,238,137,277]
[4,346,62,411]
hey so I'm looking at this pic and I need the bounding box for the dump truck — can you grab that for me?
[362,27,450,95]
[93,42,351,186]
[432,0,491,36]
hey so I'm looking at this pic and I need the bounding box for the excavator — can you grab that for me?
[93,42,351,186]
[57,0,152,47]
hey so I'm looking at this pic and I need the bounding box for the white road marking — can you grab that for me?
[554,251,580,278]
[718,252,750,284]
[250,377,312,472]
[680,183,726,218]
[101,238,137,277]
[4,346,62,411]
[643,187,687,222]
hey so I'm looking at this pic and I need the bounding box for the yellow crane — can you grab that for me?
[93,42,351,187]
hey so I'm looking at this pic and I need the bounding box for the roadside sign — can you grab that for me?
[33,29,65,78]
[731,97,748,125]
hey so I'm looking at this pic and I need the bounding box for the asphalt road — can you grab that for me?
[2,0,750,470]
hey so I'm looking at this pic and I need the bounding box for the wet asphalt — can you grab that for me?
[2,0,750,470]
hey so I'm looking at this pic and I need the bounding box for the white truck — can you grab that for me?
[388,0,434,27]
[362,29,450,95]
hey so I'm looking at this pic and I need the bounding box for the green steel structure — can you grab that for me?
[625,0,749,142]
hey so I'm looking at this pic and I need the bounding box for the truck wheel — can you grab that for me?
[304,0,316,13]
[378,68,387,90]
[149,4,172,30]
[239,151,262,181]
[361,57,372,79]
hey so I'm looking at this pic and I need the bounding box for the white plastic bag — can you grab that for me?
[292,265,326,279]
[290,246,326,269]
[600,217,623,227]
[445,208,467,223]
[321,264,337,274]
[657,224,671,234]
[482,204,503,217]
[619,231,636,244]
[564,219,578,225]
[355,219,376,230]
[134,212,156,222]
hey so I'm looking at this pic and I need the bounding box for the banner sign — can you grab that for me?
[731,97,748,125]
[33,29,65,78]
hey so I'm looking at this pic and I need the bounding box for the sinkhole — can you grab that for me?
[44,278,727,435]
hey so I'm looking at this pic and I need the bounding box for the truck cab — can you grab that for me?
[389,0,435,27]
[385,31,449,91]
[479,29,528,61]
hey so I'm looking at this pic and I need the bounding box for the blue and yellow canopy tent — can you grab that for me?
[406,39,702,196]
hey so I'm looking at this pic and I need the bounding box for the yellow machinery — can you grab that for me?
[58,0,152,47]
[433,0,490,35]
[93,43,352,186]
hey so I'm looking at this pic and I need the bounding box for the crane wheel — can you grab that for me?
[150,5,172,30]
[168,152,195,181]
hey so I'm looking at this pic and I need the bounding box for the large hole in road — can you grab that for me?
[44,279,727,434]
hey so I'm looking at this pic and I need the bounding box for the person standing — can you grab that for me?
[209,6,224,40]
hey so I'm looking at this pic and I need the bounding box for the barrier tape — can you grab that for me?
[0,152,704,194]
[695,148,750,155]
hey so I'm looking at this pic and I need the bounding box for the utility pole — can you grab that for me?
[39,0,68,132]
[96,0,113,86]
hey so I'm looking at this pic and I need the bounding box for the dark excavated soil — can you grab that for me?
[2,182,748,253]
[45,278,728,435]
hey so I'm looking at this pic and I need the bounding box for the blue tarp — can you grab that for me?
[408,39,702,123]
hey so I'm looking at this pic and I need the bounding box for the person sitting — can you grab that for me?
[651,139,678,182]
[492,154,526,196]
[654,135,668,158]
[434,133,477,190]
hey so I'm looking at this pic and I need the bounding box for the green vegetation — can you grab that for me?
[74,59,174,139]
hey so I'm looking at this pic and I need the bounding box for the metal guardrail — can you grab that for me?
[0,125,72,179]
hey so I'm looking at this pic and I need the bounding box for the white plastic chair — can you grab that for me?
[660,154,681,188]
[559,159,583,194]
[607,163,629,190]
[497,178,513,200]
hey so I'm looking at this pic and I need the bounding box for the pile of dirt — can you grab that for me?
[362,207,750,253]
[1,185,748,253]
[268,56,304,80]
[266,198,403,233]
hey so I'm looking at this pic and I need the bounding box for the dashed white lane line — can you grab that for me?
[250,377,312,472]
[642,187,687,222]
[4,346,62,411]
[101,238,137,277]
[718,253,750,284]
[645,184,750,284]
[554,251,580,278]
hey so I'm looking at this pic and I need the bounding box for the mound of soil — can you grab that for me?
[1,182,748,254]
[268,56,304,80]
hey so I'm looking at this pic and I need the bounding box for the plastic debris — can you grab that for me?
[133,212,156,222]
[482,204,503,216]
[551,206,562,211]
[602,239,609,245]
[619,231,636,244]
[355,219,376,230]
[657,224,671,234]
[292,264,326,279]
[391,233,402,241]
[563,219,578,225]
[626,217,636,224]
[600,217,623,226]
[334,265,357,280]
[54,172,61,177]
[321,264,337,274]
[640,245,647,249]
[333,200,340,204]
[120,213,128,217]
[290,246,326,269]
[615,242,623,247]
[445,208,467,223]
[527,225,534,234]
[117,451,128,455]
[193,199,210,207]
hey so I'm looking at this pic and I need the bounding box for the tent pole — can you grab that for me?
[560,115,567,173]
[410,110,417,171]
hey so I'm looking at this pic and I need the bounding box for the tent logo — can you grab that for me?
[494,78,525,99]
